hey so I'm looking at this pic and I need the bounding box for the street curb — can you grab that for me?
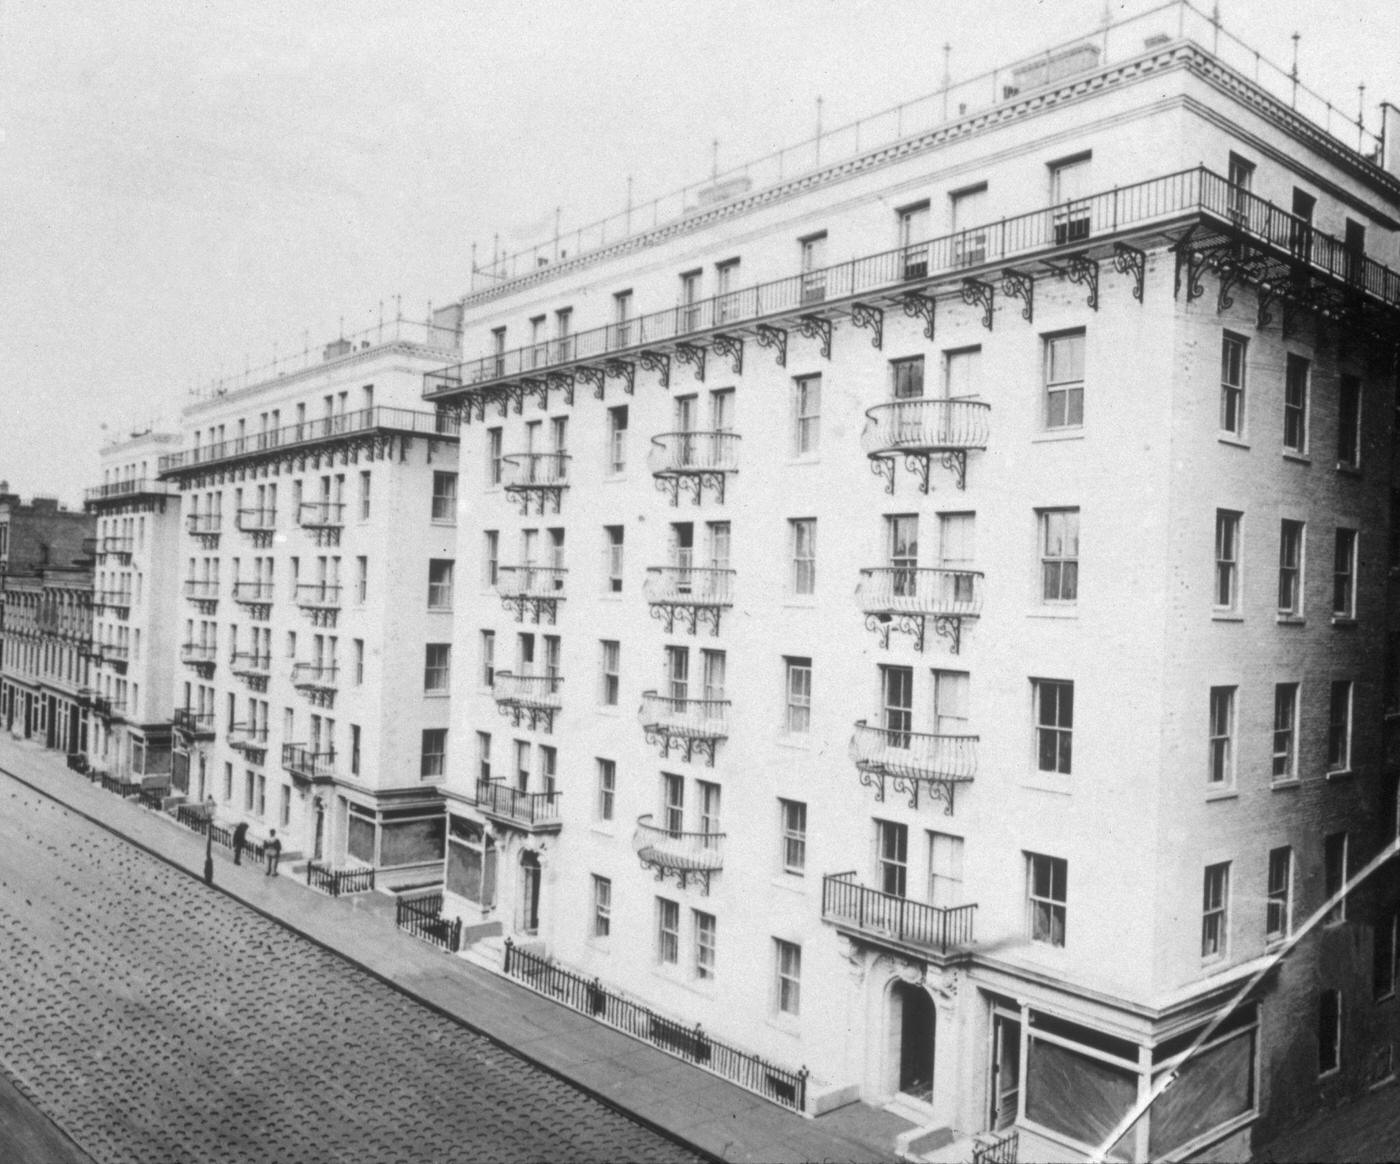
[1,763,727,1164]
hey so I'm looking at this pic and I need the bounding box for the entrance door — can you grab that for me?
[990,1013,1021,1131]
[519,852,541,935]
[894,981,935,1103]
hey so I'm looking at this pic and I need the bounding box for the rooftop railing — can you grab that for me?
[83,478,173,505]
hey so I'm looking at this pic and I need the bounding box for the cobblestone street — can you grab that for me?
[0,774,707,1164]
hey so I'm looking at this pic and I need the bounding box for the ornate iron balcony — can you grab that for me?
[295,583,343,625]
[182,578,219,603]
[236,507,277,532]
[850,719,978,814]
[492,671,562,732]
[475,778,562,832]
[647,432,739,506]
[172,708,215,740]
[861,398,991,492]
[633,814,724,893]
[100,536,134,560]
[93,590,132,613]
[228,722,269,754]
[186,513,222,538]
[82,478,174,511]
[298,501,344,528]
[822,871,976,962]
[291,662,338,693]
[501,452,569,515]
[232,581,274,606]
[639,691,730,766]
[282,743,336,784]
[93,642,130,668]
[856,567,984,653]
[643,567,734,636]
[179,642,217,672]
[93,697,126,722]
[230,651,271,678]
[495,566,566,624]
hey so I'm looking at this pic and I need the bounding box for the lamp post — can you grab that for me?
[203,795,215,885]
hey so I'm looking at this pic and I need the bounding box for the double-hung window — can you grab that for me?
[605,525,624,594]
[1328,681,1353,773]
[1220,333,1247,436]
[1278,520,1304,616]
[487,428,503,485]
[1044,332,1085,429]
[600,641,620,706]
[1027,853,1067,947]
[882,665,913,747]
[793,374,821,455]
[1284,355,1309,453]
[1272,683,1299,782]
[427,560,454,611]
[592,876,612,938]
[1215,510,1241,610]
[424,644,450,694]
[596,759,616,822]
[1333,529,1357,618]
[420,729,446,779]
[1337,375,1361,467]
[1201,862,1230,960]
[480,630,495,689]
[790,518,816,595]
[431,471,457,522]
[780,800,806,875]
[784,657,812,734]
[1033,679,1073,775]
[657,898,680,965]
[1324,832,1348,925]
[876,820,908,898]
[1266,847,1292,944]
[1208,687,1235,785]
[898,202,931,279]
[694,911,717,980]
[607,406,628,475]
[775,940,802,1015]
[1039,509,1079,603]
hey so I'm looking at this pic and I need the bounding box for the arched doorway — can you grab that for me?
[891,980,935,1103]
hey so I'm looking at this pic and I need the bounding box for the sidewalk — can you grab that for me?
[0,734,908,1164]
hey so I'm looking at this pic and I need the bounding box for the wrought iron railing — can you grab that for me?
[972,1130,1020,1164]
[228,723,270,751]
[475,779,562,828]
[171,806,267,862]
[861,398,991,455]
[100,536,134,558]
[643,567,735,606]
[501,452,569,487]
[503,939,808,1111]
[172,707,215,737]
[647,431,740,475]
[306,861,376,897]
[99,772,142,797]
[230,651,271,675]
[182,579,219,601]
[291,663,338,690]
[94,590,133,610]
[638,691,730,738]
[395,891,462,952]
[822,872,976,956]
[235,508,277,532]
[83,478,173,504]
[94,642,130,664]
[492,671,563,707]
[495,566,567,598]
[298,501,345,527]
[185,513,221,536]
[232,581,274,603]
[281,743,336,781]
[849,719,978,782]
[633,815,724,872]
[180,642,218,665]
[856,567,983,618]
[295,583,343,607]
[137,786,165,811]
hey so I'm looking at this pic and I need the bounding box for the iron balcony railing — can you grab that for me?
[643,567,735,606]
[100,536,134,558]
[850,719,978,782]
[633,814,725,872]
[228,722,270,751]
[495,566,567,599]
[94,590,133,610]
[182,578,219,601]
[230,651,271,675]
[186,513,222,536]
[295,583,343,608]
[426,166,1400,400]
[647,432,740,475]
[236,508,277,532]
[475,778,563,829]
[180,642,218,665]
[94,642,130,664]
[822,872,976,957]
[159,406,460,475]
[860,398,991,456]
[83,478,173,506]
[282,743,336,781]
[232,581,274,603]
[856,567,984,619]
[298,501,345,528]
[638,691,731,739]
[291,663,338,691]
[492,671,564,708]
[501,452,570,488]
[172,708,215,738]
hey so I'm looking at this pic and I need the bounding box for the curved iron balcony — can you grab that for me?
[230,651,271,678]
[236,507,277,532]
[180,641,217,669]
[291,662,338,692]
[634,814,724,892]
[822,871,976,962]
[186,513,221,537]
[173,707,215,740]
[94,642,130,668]
[100,536,134,560]
[493,671,563,732]
[639,691,729,766]
[183,578,219,602]
[475,778,562,832]
[296,583,342,609]
[495,566,566,625]
[94,590,132,612]
[298,501,345,529]
[233,581,274,605]
[282,743,336,783]
[856,567,983,654]
[228,723,269,753]
[861,398,990,493]
[647,432,739,506]
[501,453,569,515]
[849,719,978,815]
[643,567,734,636]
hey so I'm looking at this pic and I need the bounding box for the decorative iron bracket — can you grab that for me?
[497,701,557,733]
[797,314,832,359]
[1256,284,1278,331]
[1113,243,1146,303]
[940,450,969,491]
[857,764,887,803]
[755,324,787,367]
[675,343,707,382]
[869,455,896,495]
[890,772,958,815]
[545,371,575,407]
[302,607,338,629]
[639,350,671,388]
[643,725,718,767]
[648,600,723,637]
[604,359,635,396]
[850,303,884,349]
[640,858,713,896]
[863,612,929,653]
[575,366,606,400]
[652,470,728,508]
[1000,270,1034,322]
[189,598,217,616]
[1065,254,1099,311]
[504,483,566,516]
[519,377,549,411]
[931,615,964,655]
[899,290,936,340]
[961,279,994,330]
[501,594,560,626]
[502,383,525,415]
[710,334,744,375]
[1214,252,1268,315]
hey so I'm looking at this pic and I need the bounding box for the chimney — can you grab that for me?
[1382,103,1400,177]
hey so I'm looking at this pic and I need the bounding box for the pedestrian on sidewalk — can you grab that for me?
[231,821,248,865]
[264,829,282,876]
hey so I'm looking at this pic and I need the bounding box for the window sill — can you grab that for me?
[1031,429,1084,444]
[773,734,813,752]
[430,519,457,528]
[427,607,454,615]
[1217,434,1249,449]
[1019,773,1072,795]
[1212,612,1244,622]
[603,472,630,483]
[1275,614,1305,626]
[1331,616,1357,628]
[771,874,806,894]
[1027,608,1078,620]
[1270,778,1301,791]
[766,1015,802,1039]
[1325,769,1355,782]
[1205,787,1238,802]
[1265,937,1288,953]
[1282,451,1311,465]
[1336,463,1362,477]
[423,691,451,700]
[589,824,616,840]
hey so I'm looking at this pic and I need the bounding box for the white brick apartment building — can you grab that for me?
[422,5,1400,1160]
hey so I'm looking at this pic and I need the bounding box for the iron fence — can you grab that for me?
[972,1129,1019,1164]
[306,861,377,897]
[395,892,462,952]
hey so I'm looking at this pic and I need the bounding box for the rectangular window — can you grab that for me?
[612,289,633,347]
[882,665,913,743]
[1266,847,1292,943]
[359,471,371,520]
[1201,862,1230,960]
[256,775,266,817]
[596,758,616,822]
[607,406,628,474]
[662,772,684,835]
[350,724,361,776]
[1220,333,1247,436]
[951,184,988,265]
[1227,152,1255,217]
[793,374,821,455]
[775,939,802,1015]
[487,427,503,485]
[1050,154,1092,242]
[605,525,624,593]
[484,530,499,588]
[1333,529,1357,618]
[928,832,964,909]
[476,731,491,784]
[1284,355,1309,453]
[780,799,806,875]
[244,770,255,811]
[431,472,458,522]
[354,639,364,686]
[1209,687,1235,785]
[427,559,454,610]
[1318,990,1341,1075]
[1039,509,1079,602]
[1215,510,1241,610]
[693,910,716,980]
[1338,375,1361,467]
[1044,332,1085,429]
[1328,681,1353,772]
[280,784,291,827]
[876,819,908,897]
[1375,912,1398,999]
[715,258,740,321]
[592,876,612,939]
[1272,683,1299,781]
[891,355,925,399]
[421,729,446,780]
[657,898,680,965]
[1034,679,1074,775]
[480,630,495,688]
[424,644,451,693]
[1028,853,1068,947]
[933,670,970,735]
[799,232,827,303]
[790,518,816,595]
[898,202,931,279]
[600,640,620,706]
[1278,520,1304,616]
[1324,832,1348,924]
[784,656,812,734]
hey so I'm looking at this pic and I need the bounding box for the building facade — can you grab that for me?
[423,11,1400,1161]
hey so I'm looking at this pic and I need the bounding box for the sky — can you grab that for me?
[1,0,1397,506]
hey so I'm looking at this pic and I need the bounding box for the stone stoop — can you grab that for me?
[895,1124,961,1162]
[460,929,507,970]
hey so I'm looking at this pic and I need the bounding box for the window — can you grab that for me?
[600,640,620,706]
[790,518,816,595]
[355,556,367,604]
[1220,333,1247,436]
[1375,911,1398,999]
[1333,529,1357,618]
[657,898,680,965]
[876,820,908,897]
[1028,853,1067,947]
[1209,687,1235,785]
[424,644,450,694]
[775,939,802,1015]
[799,232,827,303]
[1272,683,1299,782]
[1318,990,1341,1076]
[490,326,506,374]
[427,560,454,610]
[244,770,255,811]
[933,670,970,735]
[359,471,371,520]
[554,307,572,360]
[1044,332,1085,429]
[716,258,741,322]
[1266,847,1293,944]
[928,832,964,909]
[898,202,931,279]
[1337,376,1361,467]
[793,374,821,455]
[421,729,446,779]
[679,269,702,329]
[694,911,716,980]
[1328,681,1353,772]
[1201,863,1230,960]
[280,784,291,827]
[784,657,812,733]
[476,731,491,784]
[1324,832,1348,924]
[604,525,624,593]
[662,772,684,836]
[350,724,361,776]
[780,800,806,875]
[1050,155,1092,243]
[882,665,913,744]
[1284,355,1309,453]
[1039,509,1079,602]
[607,406,628,474]
[891,356,924,399]
[1278,520,1304,616]
[353,639,364,685]
[480,630,495,688]
[596,759,616,822]
[1215,510,1241,610]
[612,289,633,347]
[486,427,504,486]
[484,530,499,588]
[1034,680,1074,775]
[1227,153,1255,219]
[431,472,458,522]
[950,185,987,266]
[945,347,982,398]
[592,876,611,939]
